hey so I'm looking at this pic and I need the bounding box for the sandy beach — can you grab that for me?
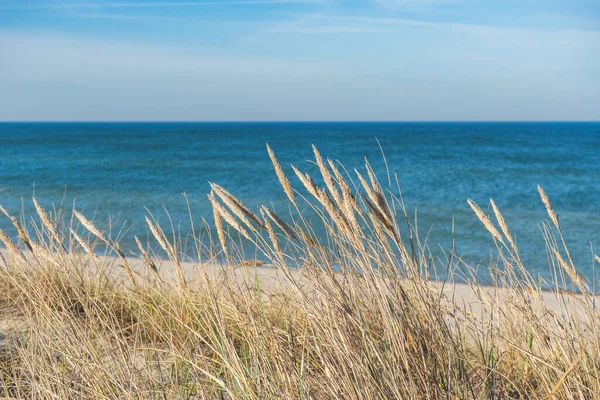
[4,249,587,320]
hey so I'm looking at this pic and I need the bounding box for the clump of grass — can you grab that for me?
[0,146,599,399]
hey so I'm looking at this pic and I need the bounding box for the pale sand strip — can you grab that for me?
[1,249,595,324]
[97,253,594,321]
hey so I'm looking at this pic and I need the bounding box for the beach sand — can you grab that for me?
[98,252,593,321]
[0,248,593,343]
[1,248,591,314]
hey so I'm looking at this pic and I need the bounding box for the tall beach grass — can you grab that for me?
[0,145,598,399]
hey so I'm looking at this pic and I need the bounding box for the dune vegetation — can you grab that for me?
[0,145,598,399]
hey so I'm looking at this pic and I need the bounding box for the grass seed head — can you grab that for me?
[267,144,296,206]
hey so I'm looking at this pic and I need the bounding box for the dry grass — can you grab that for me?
[0,146,599,399]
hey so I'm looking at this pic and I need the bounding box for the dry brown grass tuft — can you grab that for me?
[0,147,598,399]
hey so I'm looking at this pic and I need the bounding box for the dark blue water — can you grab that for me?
[0,122,599,282]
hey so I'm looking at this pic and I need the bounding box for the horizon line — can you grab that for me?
[1,120,599,124]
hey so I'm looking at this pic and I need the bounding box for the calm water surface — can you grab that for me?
[0,122,598,283]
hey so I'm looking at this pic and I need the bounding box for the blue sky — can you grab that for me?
[0,0,598,121]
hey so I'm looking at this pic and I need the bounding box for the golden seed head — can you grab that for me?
[538,185,560,229]
[70,228,96,259]
[73,210,108,243]
[467,199,505,244]
[267,144,296,206]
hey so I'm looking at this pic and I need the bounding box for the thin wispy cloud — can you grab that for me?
[77,13,154,19]
[1,0,321,9]
[266,13,600,48]
[283,14,598,32]
[372,0,459,11]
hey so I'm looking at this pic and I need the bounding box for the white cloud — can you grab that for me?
[267,14,600,49]
[76,13,155,19]
[0,0,322,9]
[371,0,459,9]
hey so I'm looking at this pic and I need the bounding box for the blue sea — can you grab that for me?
[0,122,599,283]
